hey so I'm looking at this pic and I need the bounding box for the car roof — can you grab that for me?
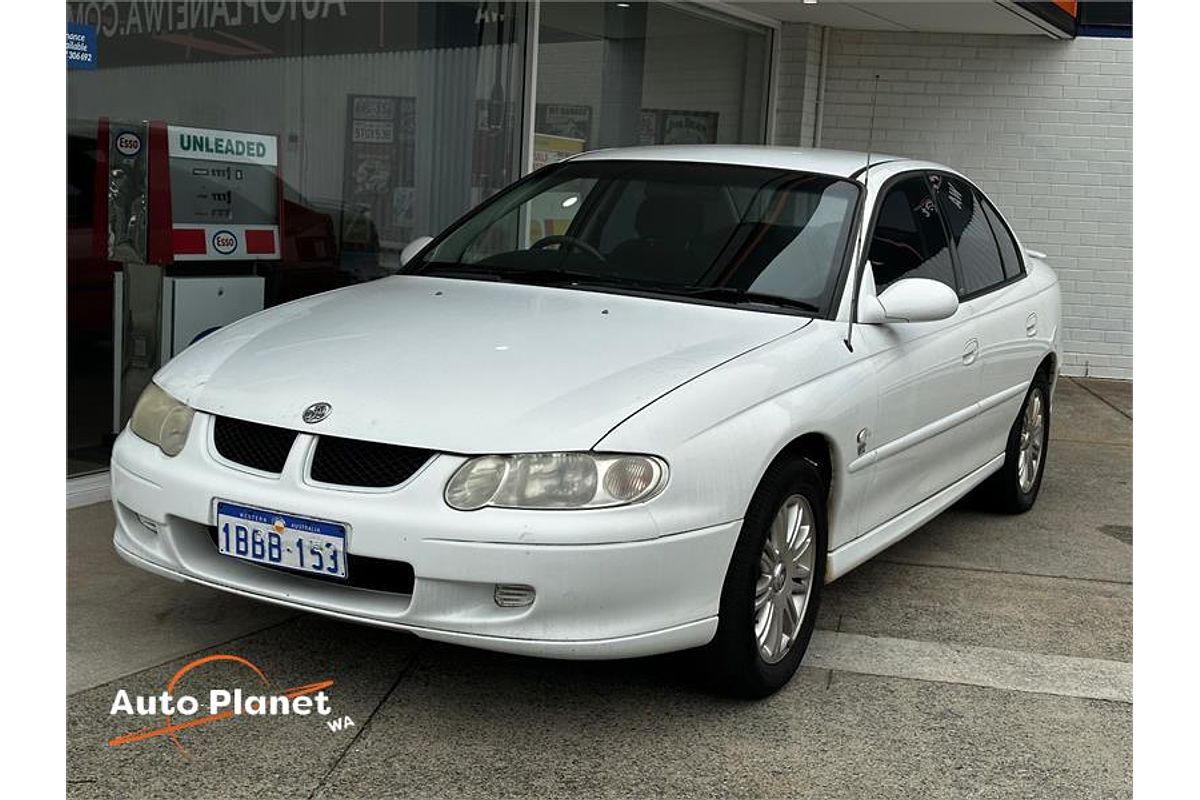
[567,145,951,180]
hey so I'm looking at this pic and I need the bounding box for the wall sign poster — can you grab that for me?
[535,104,593,148]
[662,111,719,144]
[637,111,659,146]
[342,94,416,250]
[639,109,720,145]
[67,22,97,70]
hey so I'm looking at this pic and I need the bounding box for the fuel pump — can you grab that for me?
[101,120,281,432]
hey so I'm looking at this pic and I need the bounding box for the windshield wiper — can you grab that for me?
[422,264,579,282]
[674,287,820,313]
[491,268,625,287]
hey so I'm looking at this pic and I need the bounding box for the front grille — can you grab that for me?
[212,416,297,474]
[207,528,415,594]
[310,435,435,488]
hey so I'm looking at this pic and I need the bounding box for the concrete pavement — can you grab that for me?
[66,377,1131,799]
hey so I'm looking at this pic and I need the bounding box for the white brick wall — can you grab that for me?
[775,26,1132,379]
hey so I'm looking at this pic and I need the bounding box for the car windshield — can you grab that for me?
[404,160,860,316]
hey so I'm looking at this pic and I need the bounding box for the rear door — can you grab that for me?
[930,173,1039,458]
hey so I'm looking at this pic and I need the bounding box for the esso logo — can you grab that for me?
[115,132,141,157]
[211,230,238,255]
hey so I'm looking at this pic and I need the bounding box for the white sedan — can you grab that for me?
[111,146,1061,697]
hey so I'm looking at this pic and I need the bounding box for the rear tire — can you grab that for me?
[983,370,1050,514]
[704,457,827,699]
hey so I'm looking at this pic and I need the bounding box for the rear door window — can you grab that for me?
[980,198,1024,280]
[929,173,1006,296]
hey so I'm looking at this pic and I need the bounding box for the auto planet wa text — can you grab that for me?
[110,688,333,717]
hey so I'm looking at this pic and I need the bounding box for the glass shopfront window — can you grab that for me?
[66,1,527,476]
[534,1,771,161]
[65,1,771,478]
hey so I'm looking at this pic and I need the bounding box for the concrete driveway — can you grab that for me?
[66,378,1131,799]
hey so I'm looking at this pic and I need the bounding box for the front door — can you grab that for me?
[853,174,983,535]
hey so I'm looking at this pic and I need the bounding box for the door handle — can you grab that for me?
[1026,312,1038,338]
[962,338,979,366]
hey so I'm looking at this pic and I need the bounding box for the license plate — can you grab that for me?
[215,501,347,580]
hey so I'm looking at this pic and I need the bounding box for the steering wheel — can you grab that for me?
[529,235,607,263]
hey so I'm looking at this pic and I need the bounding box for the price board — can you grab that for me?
[167,125,282,261]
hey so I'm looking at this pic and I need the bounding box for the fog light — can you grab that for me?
[494,584,535,608]
[136,514,160,534]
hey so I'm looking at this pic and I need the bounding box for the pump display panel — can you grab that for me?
[167,125,281,261]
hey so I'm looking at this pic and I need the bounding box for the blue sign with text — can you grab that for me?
[67,23,97,70]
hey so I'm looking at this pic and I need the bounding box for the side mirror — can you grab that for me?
[873,278,959,323]
[399,235,434,267]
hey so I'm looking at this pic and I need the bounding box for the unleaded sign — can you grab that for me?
[167,124,281,261]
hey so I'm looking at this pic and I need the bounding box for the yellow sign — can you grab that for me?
[532,132,584,171]
[528,133,588,242]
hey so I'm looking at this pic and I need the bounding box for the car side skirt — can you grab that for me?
[825,453,1005,582]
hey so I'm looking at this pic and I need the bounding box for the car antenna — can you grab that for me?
[845,73,880,353]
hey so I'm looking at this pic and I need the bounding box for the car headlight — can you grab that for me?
[130,382,195,456]
[445,452,668,510]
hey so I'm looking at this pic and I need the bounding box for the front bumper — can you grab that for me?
[110,416,739,659]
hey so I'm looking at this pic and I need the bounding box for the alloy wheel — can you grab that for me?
[1017,387,1046,494]
[754,494,817,664]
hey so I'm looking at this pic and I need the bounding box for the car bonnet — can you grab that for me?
[154,275,810,453]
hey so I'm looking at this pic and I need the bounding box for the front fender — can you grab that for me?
[595,320,876,552]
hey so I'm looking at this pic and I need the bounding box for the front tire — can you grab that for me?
[704,457,827,698]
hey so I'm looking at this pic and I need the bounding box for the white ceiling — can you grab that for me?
[731,1,1067,37]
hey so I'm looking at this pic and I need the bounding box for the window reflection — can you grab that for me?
[535,2,770,156]
[66,1,527,475]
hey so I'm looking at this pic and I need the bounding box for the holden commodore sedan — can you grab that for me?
[111,146,1061,697]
